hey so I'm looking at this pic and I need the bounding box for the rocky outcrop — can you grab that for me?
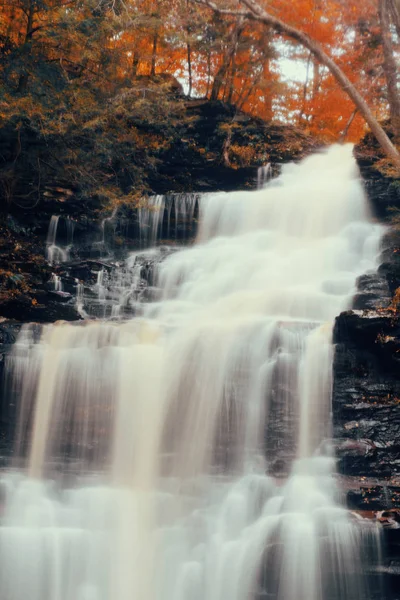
[1,99,319,221]
[333,309,400,480]
[147,100,320,194]
[354,125,400,220]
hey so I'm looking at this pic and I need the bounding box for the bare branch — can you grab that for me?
[193,0,248,18]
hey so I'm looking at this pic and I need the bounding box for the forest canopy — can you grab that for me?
[1,0,400,211]
[1,0,399,140]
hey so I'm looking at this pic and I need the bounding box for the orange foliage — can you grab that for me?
[0,0,396,142]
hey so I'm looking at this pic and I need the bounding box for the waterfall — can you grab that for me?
[45,215,75,264]
[137,193,201,247]
[94,194,201,256]
[0,145,385,600]
[257,163,272,189]
[75,280,85,318]
[75,249,168,320]
[50,274,63,292]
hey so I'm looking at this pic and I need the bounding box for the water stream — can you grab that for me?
[0,145,385,600]
[46,215,75,265]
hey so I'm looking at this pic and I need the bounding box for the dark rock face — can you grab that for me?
[0,320,22,457]
[149,100,320,194]
[333,310,400,480]
[333,305,400,597]
[378,229,400,296]
[1,99,319,219]
[353,270,392,310]
[354,127,400,220]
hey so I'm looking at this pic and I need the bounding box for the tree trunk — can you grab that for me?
[150,30,159,76]
[312,59,321,100]
[186,0,193,97]
[388,0,400,37]
[236,72,262,110]
[308,59,321,125]
[17,0,35,93]
[197,0,400,168]
[379,0,400,134]
[206,49,212,97]
[339,109,358,142]
[132,50,139,77]
[211,18,245,101]
[226,58,237,103]
[262,30,274,121]
[187,42,193,96]
[298,52,312,126]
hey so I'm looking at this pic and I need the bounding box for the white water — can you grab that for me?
[1,145,384,600]
[46,215,75,264]
[51,274,63,292]
[137,193,200,246]
[257,163,272,189]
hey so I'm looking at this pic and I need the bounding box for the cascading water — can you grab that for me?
[51,274,63,292]
[257,163,272,189]
[0,145,386,600]
[137,193,200,246]
[99,193,201,254]
[46,215,75,264]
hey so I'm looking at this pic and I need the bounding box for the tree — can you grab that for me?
[379,0,400,131]
[388,0,400,36]
[1,0,399,163]
[194,0,400,168]
[210,16,245,99]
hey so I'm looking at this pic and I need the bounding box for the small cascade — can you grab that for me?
[0,145,387,600]
[66,217,75,248]
[257,163,272,189]
[50,273,63,292]
[75,279,85,317]
[137,195,165,247]
[96,268,106,302]
[73,249,172,319]
[98,207,119,254]
[55,195,201,264]
[137,193,201,247]
[45,215,75,264]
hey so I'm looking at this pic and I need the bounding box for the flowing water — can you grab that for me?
[46,216,75,265]
[94,193,201,255]
[137,193,200,247]
[0,145,385,600]
[257,163,272,189]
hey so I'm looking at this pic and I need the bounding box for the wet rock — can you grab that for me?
[377,509,400,528]
[333,310,400,478]
[48,290,73,302]
[346,484,400,511]
[0,320,23,450]
[354,126,400,220]
[353,273,392,310]
[0,295,81,323]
